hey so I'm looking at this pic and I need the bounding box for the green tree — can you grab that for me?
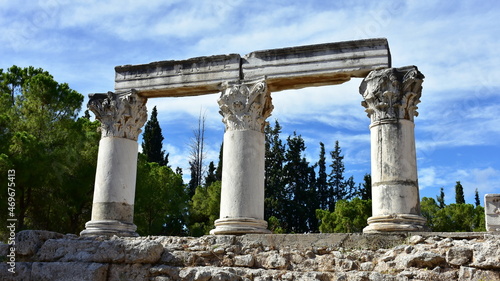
[268,216,285,234]
[204,161,217,188]
[0,66,87,235]
[316,198,371,233]
[421,196,486,232]
[436,187,446,208]
[316,142,329,210]
[420,197,440,230]
[188,181,221,236]
[141,106,168,166]
[135,154,188,236]
[328,141,356,210]
[215,143,223,181]
[433,204,485,232]
[474,188,480,207]
[328,141,344,211]
[283,132,317,233]
[357,174,371,201]
[455,181,465,204]
[264,120,286,221]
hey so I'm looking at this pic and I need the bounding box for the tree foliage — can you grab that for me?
[436,187,446,209]
[263,121,363,233]
[455,181,465,204]
[135,154,188,236]
[474,188,480,207]
[264,120,286,221]
[188,181,221,236]
[0,66,95,236]
[316,198,371,233]
[141,106,168,166]
[421,199,485,232]
[283,132,317,233]
[358,174,372,201]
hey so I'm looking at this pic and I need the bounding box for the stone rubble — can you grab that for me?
[1,230,499,281]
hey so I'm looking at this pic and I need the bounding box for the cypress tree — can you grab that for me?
[204,161,217,188]
[328,140,345,211]
[455,181,465,204]
[142,106,168,166]
[437,187,445,208]
[316,142,328,210]
[474,188,480,207]
[215,143,223,181]
[358,174,372,201]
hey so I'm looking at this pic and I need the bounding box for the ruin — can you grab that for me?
[80,38,429,237]
[485,194,500,232]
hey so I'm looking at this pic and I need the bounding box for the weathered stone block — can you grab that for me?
[399,251,446,269]
[37,236,163,263]
[446,247,473,266]
[485,193,500,232]
[243,38,391,92]
[108,263,151,281]
[115,54,241,97]
[15,230,63,257]
[0,262,32,281]
[234,254,254,267]
[31,262,108,281]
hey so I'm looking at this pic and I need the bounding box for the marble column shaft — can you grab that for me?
[360,66,428,233]
[211,79,273,235]
[80,90,147,237]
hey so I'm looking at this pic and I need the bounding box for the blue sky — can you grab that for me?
[2,0,499,205]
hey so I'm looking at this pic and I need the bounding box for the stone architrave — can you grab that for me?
[80,90,147,237]
[114,38,391,97]
[485,194,500,232]
[210,78,273,235]
[360,66,428,233]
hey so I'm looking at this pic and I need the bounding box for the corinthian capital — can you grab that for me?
[218,79,273,132]
[88,90,147,141]
[360,66,424,123]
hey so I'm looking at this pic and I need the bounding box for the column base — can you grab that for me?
[210,217,271,235]
[80,220,139,237]
[363,214,428,233]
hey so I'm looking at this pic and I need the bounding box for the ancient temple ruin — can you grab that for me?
[80,38,429,237]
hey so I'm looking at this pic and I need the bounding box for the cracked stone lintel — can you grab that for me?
[114,38,390,98]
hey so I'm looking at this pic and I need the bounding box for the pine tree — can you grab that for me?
[142,106,168,166]
[474,188,480,207]
[436,187,445,208]
[455,181,465,204]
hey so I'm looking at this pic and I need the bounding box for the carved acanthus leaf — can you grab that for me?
[218,79,273,132]
[360,66,424,123]
[88,90,147,141]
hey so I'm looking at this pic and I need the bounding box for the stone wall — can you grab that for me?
[1,230,499,281]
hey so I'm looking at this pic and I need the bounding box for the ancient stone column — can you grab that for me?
[80,90,147,237]
[360,66,428,233]
[211,79,273,235]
